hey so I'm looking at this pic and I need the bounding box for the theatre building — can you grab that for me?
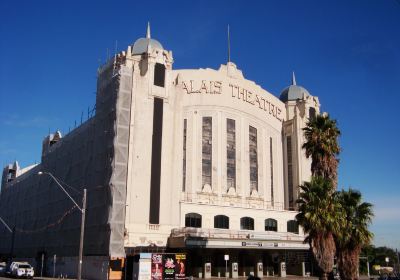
[0,26,321,280]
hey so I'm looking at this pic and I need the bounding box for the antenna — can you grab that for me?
[227,24,231,63]
[292,72,297,85]
[146,22,151,39]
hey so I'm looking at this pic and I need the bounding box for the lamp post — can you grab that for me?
[38,171,86,280]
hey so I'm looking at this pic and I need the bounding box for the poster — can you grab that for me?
[175,254,186,279]
[151,254,163,280]
[163,254,176,280]
[139,259,152,280]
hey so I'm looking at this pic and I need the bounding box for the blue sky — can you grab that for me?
[0,0,399,249]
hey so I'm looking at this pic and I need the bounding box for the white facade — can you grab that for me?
[119,29,321,250]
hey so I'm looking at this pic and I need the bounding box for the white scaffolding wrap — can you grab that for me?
[0,63,132,259]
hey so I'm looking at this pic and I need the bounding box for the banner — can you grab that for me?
[175,254,186,279]
[163,254,176,280]
[151,254,163,280]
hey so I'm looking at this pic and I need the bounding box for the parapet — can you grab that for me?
[41,130,62,158]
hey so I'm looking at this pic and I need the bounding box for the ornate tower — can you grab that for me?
[280,73,320,210]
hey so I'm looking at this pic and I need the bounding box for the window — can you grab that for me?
[214,215,229,229]
[240,217,254,230]
[249,126,258,191]
[185,213,202,228]
[202,117,212,188]
[182,119,187,192]
[154,63,165,87]
[265,218,278,232]
[149,98,163,224]
[287,220,299,234]
[309,107,316,120]
[287,136,294,210]
[227,119,236,189]
[270,137,274,206]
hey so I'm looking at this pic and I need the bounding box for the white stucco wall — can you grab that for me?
[121,46,316,248]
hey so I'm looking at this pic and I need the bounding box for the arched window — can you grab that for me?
[265,218,278,232]
[214,215,229,229]
[287,220,299,234]
[185,213,202,228]
[240,217,254,230]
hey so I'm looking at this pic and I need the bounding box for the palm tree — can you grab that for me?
[335,189,374,280]
[296,176,340,280]
[302,114,341,186]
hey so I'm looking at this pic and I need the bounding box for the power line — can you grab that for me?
[56,178,82,195]
[15,204,77,234]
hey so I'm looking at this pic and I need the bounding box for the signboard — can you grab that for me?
[175,254,186,279]
[163,254,176,280]
[181,80,284,121]
[151,254,163,280]
[139,259,152,280]
[224,255,229,261]
[141,253,152,259]
[242,241,262,247]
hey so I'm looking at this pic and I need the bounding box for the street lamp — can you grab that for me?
[38,171,86,280]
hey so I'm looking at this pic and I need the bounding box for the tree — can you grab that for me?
[335,189,374,280]
[302,114,341,186]
[296,177,340,280]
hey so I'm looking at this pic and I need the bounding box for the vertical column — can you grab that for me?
[217,112,222,196]
[240,118,248,200]
[235,117,242,196]
[264,129,271,205]
[275,135,285,210]
[191,112,200,194]
[182,119,187,192]
[287,136,294,210]
[270,136,275,207]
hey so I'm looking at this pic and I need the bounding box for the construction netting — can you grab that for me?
[0,62,132,259]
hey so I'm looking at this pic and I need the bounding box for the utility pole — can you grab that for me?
[10,226,15,261]
[41,253,44,277]
[38,171,87,280]
[77,189,87,280]
[53,254,56,278]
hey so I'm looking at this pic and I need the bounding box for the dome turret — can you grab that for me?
[280,72,311,102]
[132,23,164,55]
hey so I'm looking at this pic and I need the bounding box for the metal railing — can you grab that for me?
[170,227,305,242]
